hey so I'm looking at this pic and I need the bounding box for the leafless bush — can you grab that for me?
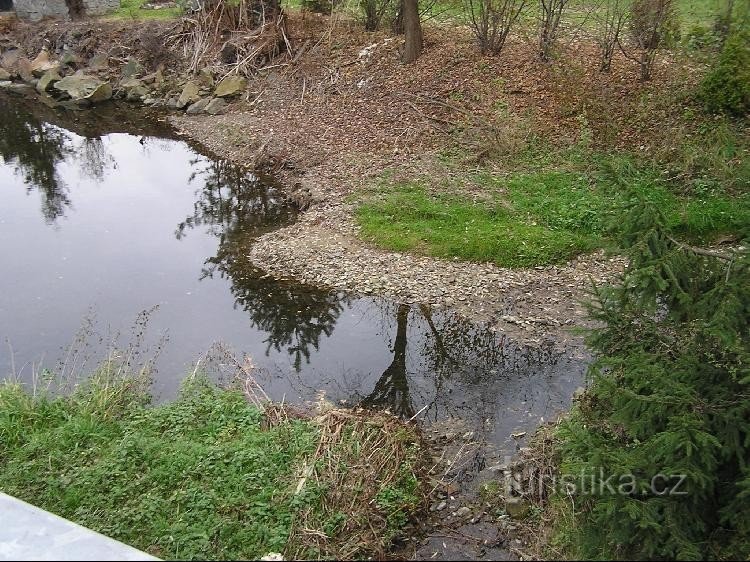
[168,0,291,76]
[538,0,570,62]
[464,0,528,55]
[594,0,628,72]
[622,0,679,80]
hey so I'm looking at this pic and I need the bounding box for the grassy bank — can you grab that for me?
[357,150,749,268]
[109,0,181,20]
[0,368,425,560]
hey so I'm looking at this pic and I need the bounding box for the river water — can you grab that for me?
[0,94,587,458]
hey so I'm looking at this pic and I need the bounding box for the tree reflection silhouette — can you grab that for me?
[0,97,72,222]
[176,159,345,371]
[361,304,414,417]
[358,302,562,418]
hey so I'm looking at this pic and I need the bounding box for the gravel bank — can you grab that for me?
[247,200,625,343]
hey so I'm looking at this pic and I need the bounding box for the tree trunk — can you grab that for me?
[402,0,423,63]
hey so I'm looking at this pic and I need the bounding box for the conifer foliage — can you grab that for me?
[558,196,750,560]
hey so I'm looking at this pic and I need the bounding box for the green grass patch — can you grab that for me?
[0,368,425,560]
[356,158,749,268]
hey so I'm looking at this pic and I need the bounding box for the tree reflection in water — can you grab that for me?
[176,158,346,371]
[361,304,414,417]
[359,301,565,420]
[0,98,72,222]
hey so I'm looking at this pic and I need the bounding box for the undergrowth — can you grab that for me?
[0,367,425,560]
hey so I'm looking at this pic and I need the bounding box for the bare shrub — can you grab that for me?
[168,0,290,76]
[594,0,628,72]
[538,0,571,62]
[624,0,679,80]
[464,0,528,55]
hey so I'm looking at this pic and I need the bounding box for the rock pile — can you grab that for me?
[0,42,248,115]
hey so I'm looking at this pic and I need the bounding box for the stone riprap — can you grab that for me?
[13,0,119,22]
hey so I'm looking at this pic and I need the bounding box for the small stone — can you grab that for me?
[0,68,10,81]
[121,58,141,79]
[455,506,471,518]
[88,53,109,71]
[505,496,530,520]
[30,49,60,78]
[16,57,34,83]
[60,51,80,68]
[435,501,447,512]
[198,67,214,87]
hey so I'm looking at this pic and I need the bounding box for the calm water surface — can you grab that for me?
[0,95,587,455]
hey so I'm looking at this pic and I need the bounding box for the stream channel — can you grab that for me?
[0,94,589,515]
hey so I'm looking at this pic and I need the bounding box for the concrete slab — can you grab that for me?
[0,493,159,561]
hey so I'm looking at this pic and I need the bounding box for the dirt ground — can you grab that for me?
[166,20,670,343]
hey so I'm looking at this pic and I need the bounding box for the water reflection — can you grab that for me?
[0,100,72,222]
[361,304,413,417]
[176,159,347,371]
[0,94,587,458]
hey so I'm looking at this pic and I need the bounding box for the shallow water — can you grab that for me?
[0,94,587,455]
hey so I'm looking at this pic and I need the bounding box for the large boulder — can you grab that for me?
[54,74,113,103]
[0,81,35,96]
[36,69,62,93]
[119,77,149,101]
[185,97,210,115]
[176,80,201,109]
[213,75,247,98]
[205,97,227,115]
